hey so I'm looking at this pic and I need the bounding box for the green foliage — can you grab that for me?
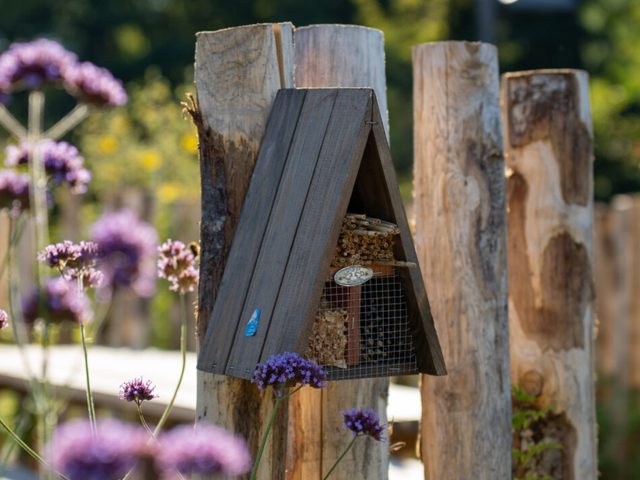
[512,384,563,480]
[512,385,555,431]
[75,69,199,205]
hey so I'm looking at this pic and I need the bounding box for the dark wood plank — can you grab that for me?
[224,89,339,378]
[197,89,307,373]
[353,93,447,375]
[259,89,373,364]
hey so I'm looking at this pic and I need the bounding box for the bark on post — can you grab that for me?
[413,42,511,480]
[502,70,597,479]
[191,23,294,480]
[290,24,389,480]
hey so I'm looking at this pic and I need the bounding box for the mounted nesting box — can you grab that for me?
[197,88,446,381]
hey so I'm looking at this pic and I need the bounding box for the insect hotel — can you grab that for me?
[197,88,446,381]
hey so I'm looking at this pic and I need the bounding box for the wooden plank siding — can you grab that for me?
[197,88,308,372]
[197,87,445,380]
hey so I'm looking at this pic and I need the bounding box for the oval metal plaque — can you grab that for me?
[334,265,374,287]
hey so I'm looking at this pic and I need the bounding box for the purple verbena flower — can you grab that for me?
[63,61,127,107]
[89,210,158,298]
[68,267,103,290]
[0,39,77,92]
[0,309,8,329]
[157,239,199,294]
[252,352,326,396]
[154,424,251,478]
[169,266,199,294]
[22,277,93,326]
[37,241,80,269]
[47,418,145,480]
[340,407,386,442]
[0,169,30,216]
[5,140,91,194]
[119,377,158,406]
[66,241,100,269]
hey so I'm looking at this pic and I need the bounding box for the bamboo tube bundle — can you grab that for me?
[331,214,399,267]
[305,296,348,368]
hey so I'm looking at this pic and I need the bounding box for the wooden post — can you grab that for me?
[594,197,632,385]
[191,23,294,480]
[628,196,640,389]
[291,25,389,480]
[413,42,511,479]
[502,70,597,479]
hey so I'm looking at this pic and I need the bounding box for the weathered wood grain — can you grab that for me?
[197,88,307,373]
[225,89,338,378]
[503,69,597,480]
[594,198,631,384]
[260,89,373,359]
[192,23,294,480]
[294,25,389,139]
[291,26,390,480]
[627,197,640,388]
[413,41,511,480]
[358,96,445,375]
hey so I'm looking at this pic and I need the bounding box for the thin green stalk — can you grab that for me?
[80,323,97,435]
[0,103,28,139]
[250,396,281,480]
[153,293,187,435]
[44,103,90,141]
[77,273,97,434]
[0,216,27,283]
[136,405,159,445]
[27,90,49,256]
[0,417,71,480]
[322,436,359,480]
[249,385,303,480]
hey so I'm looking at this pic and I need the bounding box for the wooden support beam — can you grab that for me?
[503,70,597,479]
[290,24,389,480]
[413,41,511,479]
[192,23,294,480]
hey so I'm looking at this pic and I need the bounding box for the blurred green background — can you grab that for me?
[2,0,640,202]
[0,0,638,477]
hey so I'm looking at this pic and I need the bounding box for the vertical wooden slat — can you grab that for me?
[193,23,294,480]
[413,41,511,480]
[503,70,597,480]
[291,25,390,480]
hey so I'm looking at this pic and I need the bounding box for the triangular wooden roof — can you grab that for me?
[197,88,446,380]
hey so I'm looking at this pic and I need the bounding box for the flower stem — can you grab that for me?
[0,416,71,480]
[0,216,27,283]
[250,396,281,480]
[322,435,359,480]
[0,103,28,139]
[44,103,90,141]
[80,322,97,435]
[248,385,303,480]
[136,405,159,445]
[153,293,188,435]
[27,90,49,256]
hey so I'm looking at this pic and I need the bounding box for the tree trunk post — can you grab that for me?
[290,24,389,480]
[627,196,640,389]
[192,23,294,480]
[413,41,512,480]
[502,70,597,479]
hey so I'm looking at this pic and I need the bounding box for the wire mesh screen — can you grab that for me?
[305,265,418,380]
